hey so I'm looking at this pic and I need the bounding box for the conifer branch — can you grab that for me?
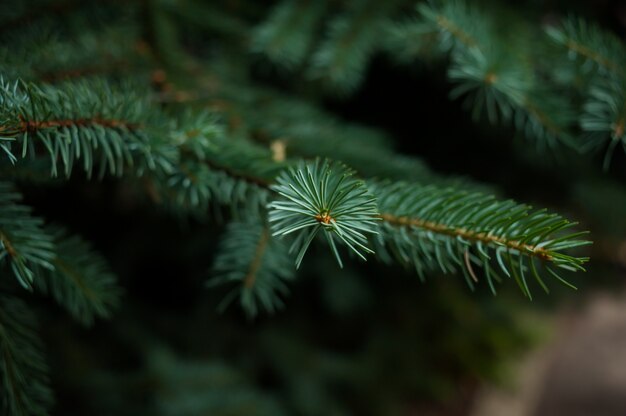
[268,160,379,268]
[404,1,579,146]
[562,39,619,72]
[0,78,176,178]
[545,18,626,162]
[251,0,327,69]
[581,73,626,163]
[16,117,140,133]
[523,99,564,137]
[306,0,400,93]
[243,227,270,289]
[0,0,608,409]
[34,227,121,326]
[0,295,53,416]
[546,18,625,74]
[371,182,589,296]
[145,134,589,295]
[151,117,276,215]
[0,182,55,290]
[208,220,294,317]
[431,13,477,48]
[378,213,555,262]
[417,0,485,52]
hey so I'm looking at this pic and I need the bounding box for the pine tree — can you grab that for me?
[1,0,623,414]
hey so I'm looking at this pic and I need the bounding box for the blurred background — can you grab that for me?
[3,0,626,415]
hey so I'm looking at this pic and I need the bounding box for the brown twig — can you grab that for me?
[17,116,141,132]
[244,227,269,289]
[0,231,17,258]
[564,39,620,72]
[379,213,555,261]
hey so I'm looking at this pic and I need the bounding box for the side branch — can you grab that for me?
[244,227,269,289]
[51,257,99,303]
[435,15,477,48]
[379,213,555,261]
[0,231,17,257]
[564,38,620,72]
[523,99,564,136]
[16,116,141,133]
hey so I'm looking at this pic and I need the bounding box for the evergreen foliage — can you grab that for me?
[209,218,294,318]
[0,77,173,178]
[371,182,589,296]
[0,295,53,416]
[0,182,55,290]
[269,160,379,268]
[34,227,120,326]
[0,0,622,414]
